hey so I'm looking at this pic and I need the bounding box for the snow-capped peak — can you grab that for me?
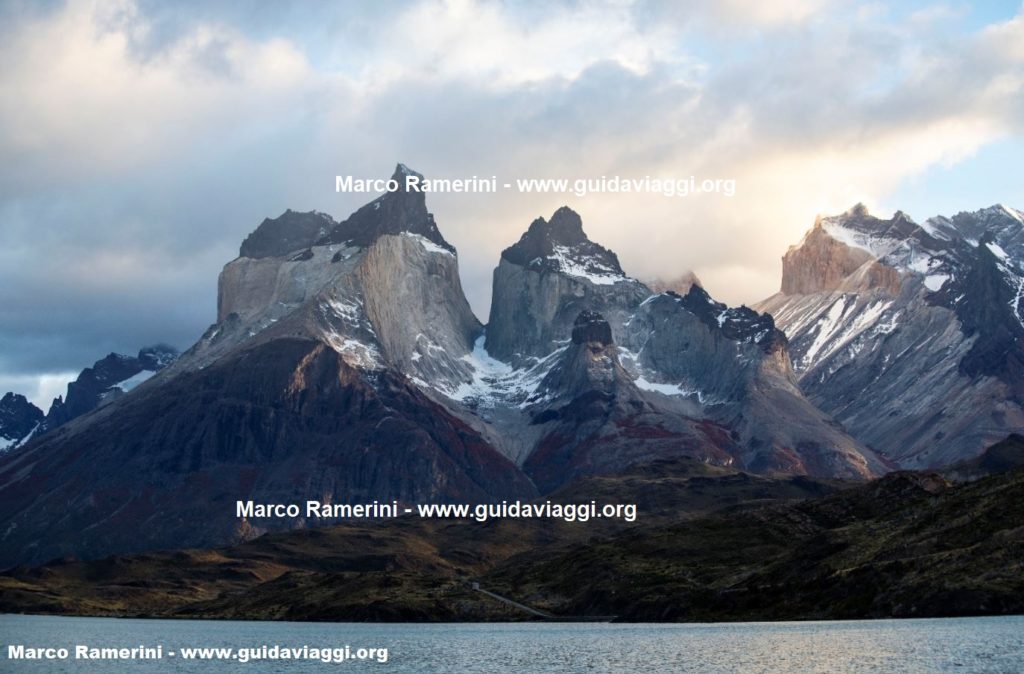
[999,203,1024,226]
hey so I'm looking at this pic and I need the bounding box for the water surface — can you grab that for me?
[2,614,1022,673]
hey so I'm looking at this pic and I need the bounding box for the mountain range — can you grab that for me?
[0,164,1020,571]
[0,346,178,452]
[757,203,1024,467]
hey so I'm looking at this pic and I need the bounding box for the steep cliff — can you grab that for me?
[486,207,650,364]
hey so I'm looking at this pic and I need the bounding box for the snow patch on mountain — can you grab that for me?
[324,333,384,370]
[799,297,894,371]
[821,221,889,257]
[415,335,563,408]
[403,232,455,257]
[1,420,39,452]
[111,370,155,393]
[986,242,1009,261]
[547,244,626,285]
[1000,204,1024,226]
[318,295,384,370]
[634,375,712,404]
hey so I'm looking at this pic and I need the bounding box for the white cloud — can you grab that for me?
[0,372,79,410]
[0,0,313,192]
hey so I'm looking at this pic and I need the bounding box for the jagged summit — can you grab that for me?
[394,162,422,180]
[238,165,453,261]
[487,207,648,362]
[500,206,625,283]
[817,204,928,254]
[673,285,784,353]
[138,344,179,370]
[0,392,43,453]
[318,163,453,252]
[40,345,180,434]
[240,210,336,259]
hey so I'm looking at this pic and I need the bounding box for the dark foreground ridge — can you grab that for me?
[2,451,1022,622]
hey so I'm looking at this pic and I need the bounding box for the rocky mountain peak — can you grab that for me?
[781,220,876,294]
[318,164,453,253]
[534,311,627,409]
[487,207,649,363]
[40,345,179,434]
[673,285,784,352]
[240,210,336,259]
[825,203,919,240]
[779,204,951,295]
[237,164,454,262]
[848,202,870,217]
[571,310,613,346]
[546,206,587,242]
[0,392,44,452]
[138,344,179,370]
[500,206,624,279]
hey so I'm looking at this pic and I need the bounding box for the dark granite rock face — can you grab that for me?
[931,238,1024,395]
[40,345,179,434]
[0,393,43,452]
[672,286,786,353]
[240,210,335,259]
[571,310,613,345]
[317,164,454,253]
[138,344,179,371]
[500,206,618,273]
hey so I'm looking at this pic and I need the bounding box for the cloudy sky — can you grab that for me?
[1,0,1022,407]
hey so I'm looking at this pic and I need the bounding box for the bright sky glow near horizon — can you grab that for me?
[0,0,1022,407]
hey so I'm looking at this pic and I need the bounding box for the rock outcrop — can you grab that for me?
[522,311,736,492]
[781,215,894,295]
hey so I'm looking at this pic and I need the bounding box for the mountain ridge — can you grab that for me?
[3,168,995,569]
[757,202,1024,468]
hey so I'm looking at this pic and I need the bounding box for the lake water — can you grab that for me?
[1,614,1022,673]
